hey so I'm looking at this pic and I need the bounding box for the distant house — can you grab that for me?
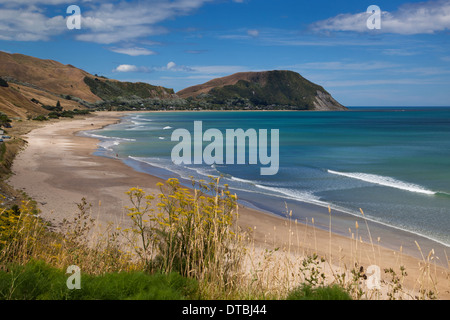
[0,130,3,135]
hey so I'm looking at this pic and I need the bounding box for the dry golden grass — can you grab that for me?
[0,51,100,103]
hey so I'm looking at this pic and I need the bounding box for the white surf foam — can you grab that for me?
[327,170,435,195]
[130,115,152,122]
[230,176,256,185]
[126,125,147,131]
[87,133,136,142]
[254,183,325,205]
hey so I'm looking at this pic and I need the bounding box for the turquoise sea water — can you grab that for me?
[86,108,450,254]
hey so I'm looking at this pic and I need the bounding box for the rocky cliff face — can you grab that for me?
[313,90,346,111]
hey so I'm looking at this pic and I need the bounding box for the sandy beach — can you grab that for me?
[7,111,450,299]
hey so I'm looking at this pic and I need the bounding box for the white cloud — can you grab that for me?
[113,61,195,73]
[114,64,139,73]
[311,0,450,35]
[167,61,177,70]
[0,0,84,5]
[150,61,193,72]
[76,24,167,45]
[113,64,153,73]
[109,47,157,56]
[77,0,214,43]
[247,29,259,37]
[0,0,214,43]
[158,63,249,74]
[0,8,65,41]
[113,62,250,87]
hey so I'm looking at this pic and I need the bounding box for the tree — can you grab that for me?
[0,77,8,88]
[0,113,11,125]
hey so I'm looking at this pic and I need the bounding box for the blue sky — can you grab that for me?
[1,0,450,106]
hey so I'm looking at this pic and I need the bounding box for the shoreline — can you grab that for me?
[92,111,450,260]
[7,111,450,298]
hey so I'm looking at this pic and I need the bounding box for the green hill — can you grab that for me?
[177,70,346,111]
[83,76,175,101]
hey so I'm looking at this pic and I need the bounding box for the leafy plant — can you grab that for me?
[299,253,326,287]
[123,177,244,296]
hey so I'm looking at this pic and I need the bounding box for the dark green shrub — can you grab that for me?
[47,112,60,119]
[286,284,352,300]
[0,143,5,162]
[0,113,11,125]
[60,111,74,118]
[0,78,8,88]
[0,260,198,300]
[32,115,48,121]
[42,105,63,112]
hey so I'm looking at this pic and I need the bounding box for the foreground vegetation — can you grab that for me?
[0,176,447,300]
[0,178,349,300]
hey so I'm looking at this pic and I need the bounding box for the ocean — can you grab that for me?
[84,108,450,257]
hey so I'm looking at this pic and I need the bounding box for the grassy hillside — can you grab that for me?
[178,70,346,111]
[209,71,324,108]
[0,51,175,117]
[83,76,174,101]
[0,86,48,118]
[0,51,100,103]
